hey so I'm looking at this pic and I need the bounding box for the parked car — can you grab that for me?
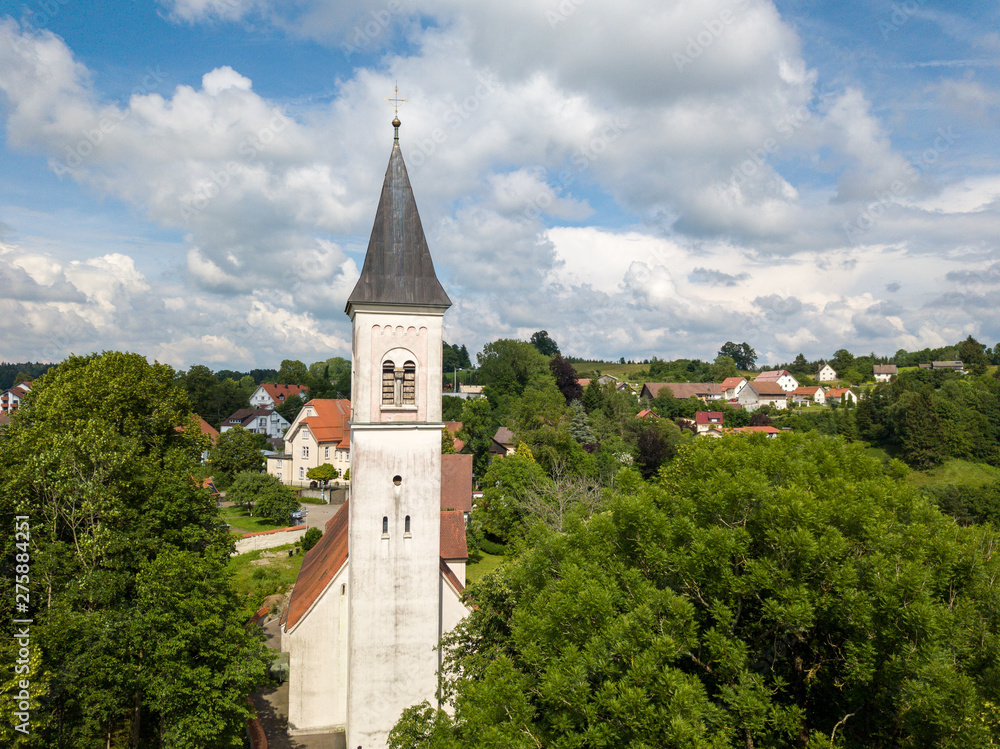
[290,507,307,524]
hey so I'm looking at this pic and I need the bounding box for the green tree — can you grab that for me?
[307,463,340,501]
[529,330,561,358]
[301,526,322,552]
[477,339,553,410]
[478,451,551,542]
[457,397,498,480]
[711,354,739,380]
[243,473,299,524]
[404,433,1000,749]
[893,388,947,467]
[958,335,989,375]
[210,425,265,486]
[831,348,856,373]
[718,341,757,370]
[568,400,595,445]
[276,358,310,385]
[0,352,269,748]
[549,355,583,404]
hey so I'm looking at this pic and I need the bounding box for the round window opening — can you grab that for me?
[392,475,402,486]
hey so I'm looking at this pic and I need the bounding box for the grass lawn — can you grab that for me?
[228,542,306,607]
[906,459,1000,490]
[466,551,506,583]
[218,505,290,534]
[571,362,648,380]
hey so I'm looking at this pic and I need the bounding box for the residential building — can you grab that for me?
[791,386,826,407]
[249,383,308,410]
[640,382,724,401]
[817,363,837,382]
[695,411,724,433]
[489,426,517,457]
[825,387,858,405]
[0,381,31,414]
[220,407,290,441]
[636,408,659,419]
[754,370,799,392]
[729,425,782,438]
[873,364,898,382]
[269,399,351,487]
[280,122,467,747]
[738,381,790,410]
[918,361,964,372]
[719,376,748,400]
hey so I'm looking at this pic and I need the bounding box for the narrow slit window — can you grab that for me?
[382,516,388,534]
[404,515,411,533]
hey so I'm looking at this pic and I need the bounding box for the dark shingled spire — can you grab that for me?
[346,127,451,313]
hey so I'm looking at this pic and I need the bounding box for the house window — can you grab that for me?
[382,516,388,535]
[277,459,282,468]
[404,515,411,534]
[299,467,304,480]
[276,472,282,480]
[324,446,330,459]
[302,446,309,459]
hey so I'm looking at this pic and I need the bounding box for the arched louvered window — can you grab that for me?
[382,361,395,405]
[402,361,416,405]
[404,515,411,533]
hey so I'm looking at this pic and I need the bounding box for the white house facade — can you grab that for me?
[219,407,290,440]
[817,364,838,382]
[249,383,308,410]
[754,370,799,392]
[269,399,352,487]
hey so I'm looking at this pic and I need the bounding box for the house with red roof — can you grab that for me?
[753,370,799,392]
[791,386,826,407]
[249,382,309,411]
[825,387,858,405]
[719,376,748,399]
[695,411,724,433]
[0,381,31,414]
[728,425,783,438]
[268,398,351,487]
[636,408,659,419]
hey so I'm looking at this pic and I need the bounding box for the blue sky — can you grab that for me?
[1,0,998,370]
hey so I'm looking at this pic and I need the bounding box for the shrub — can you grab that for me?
[301,527,322,552]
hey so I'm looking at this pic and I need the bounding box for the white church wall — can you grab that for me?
[285,564,349,735]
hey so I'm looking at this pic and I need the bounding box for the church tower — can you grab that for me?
[344,116,452,749]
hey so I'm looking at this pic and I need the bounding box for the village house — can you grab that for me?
[873,364,898,382]
[220,407,290,441]
[825,387,858,405]
[719,376,748,400]
[817,363,837,382]
[919,361,965,372]
[636,408,659,419]
[249,383,308,410]
[729,425,782,438]
[489,426,517,457]
[791,386,826,407]
[695,411,724,433]
[268,399,351,487]
[640,382,724,402]
[0,380,31,414]
[753,369,799,392]
[738,381,790,410]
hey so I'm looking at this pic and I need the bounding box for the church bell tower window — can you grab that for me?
[381,358,418,408]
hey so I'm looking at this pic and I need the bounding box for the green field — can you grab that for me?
[571,361,648,380]
[219,504,291,534]
[466,551,505,582]
[228,542,306,607]
[906,459,1000,490]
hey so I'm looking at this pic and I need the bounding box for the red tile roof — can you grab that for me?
[644,382,722,399]
[793,386,822,395]
[635,409,659,419]
[284,501,350,631]
[719,377,746,391]
[299,399,351,448]
[754,370,791,381]
[825,388,855,398]
[441,454,473,513]
[261,383,307,404]
[695,412,723,424]
[731,426,782,434]
[440,510,468,560]
[198,416,219,442]
[748,381,788,396]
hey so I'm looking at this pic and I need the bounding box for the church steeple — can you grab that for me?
[345,120,451,314]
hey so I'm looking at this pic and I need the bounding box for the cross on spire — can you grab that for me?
[386,83,407,142]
